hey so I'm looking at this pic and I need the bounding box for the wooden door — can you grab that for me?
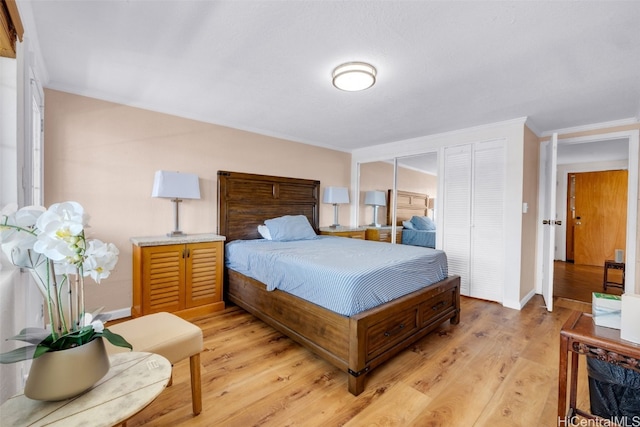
[573,170,627,266]
[566,174,575,262]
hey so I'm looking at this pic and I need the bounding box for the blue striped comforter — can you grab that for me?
[402,229,436,248]
[225,236,448,317]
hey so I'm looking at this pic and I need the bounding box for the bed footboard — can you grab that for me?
[347,275,460,395]
[227,268,460,396]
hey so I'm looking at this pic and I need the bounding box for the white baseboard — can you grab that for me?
[518,289,537,309]
[105,307,131,322]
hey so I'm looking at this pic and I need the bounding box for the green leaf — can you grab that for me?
[33,344,52,359]
[50,327,95,350]
[0,345,37,364]
[100,329,132,350]
[6,328,50,345]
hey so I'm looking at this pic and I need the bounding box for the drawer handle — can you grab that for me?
[384,323,405,337]
[432,301,446,311]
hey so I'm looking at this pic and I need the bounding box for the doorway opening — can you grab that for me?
[551,135,636,304]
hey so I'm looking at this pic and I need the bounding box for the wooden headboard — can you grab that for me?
[218,171,320,242]
[386,189,429,226]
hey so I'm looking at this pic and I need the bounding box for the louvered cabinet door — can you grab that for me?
[184,241,223,309]
[132,235,226,319]
[141,244,186,314]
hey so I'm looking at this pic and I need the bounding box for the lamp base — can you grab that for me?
[369,222,381,228]
[329,224,340,229]
[167,230,186,237]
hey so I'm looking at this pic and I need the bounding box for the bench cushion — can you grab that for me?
[105,312,203,364]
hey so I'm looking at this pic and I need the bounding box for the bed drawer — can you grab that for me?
[366,307,419,359]
[421,289,456,326]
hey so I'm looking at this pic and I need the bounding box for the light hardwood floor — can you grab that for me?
[125,295,594,427]
[553,261,624,303]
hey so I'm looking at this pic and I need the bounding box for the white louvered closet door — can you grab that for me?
[470,140,505,302]
[442,145,472,295]
[443,140,505,302]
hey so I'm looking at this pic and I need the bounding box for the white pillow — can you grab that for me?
[257,225,272,240]
[402,220,416,230]
[264,215,318,241]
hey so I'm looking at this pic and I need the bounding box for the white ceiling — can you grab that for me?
[19,1,640,152]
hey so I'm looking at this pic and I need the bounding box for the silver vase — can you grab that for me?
[24,337,110,401]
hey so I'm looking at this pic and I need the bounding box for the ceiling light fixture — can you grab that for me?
[332,62,376,92]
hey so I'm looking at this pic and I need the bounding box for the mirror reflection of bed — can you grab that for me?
[387,189,436,248]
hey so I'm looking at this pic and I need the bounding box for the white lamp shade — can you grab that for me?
[151,170,201,199]
[364,190,386,206]
[323,186,349,204]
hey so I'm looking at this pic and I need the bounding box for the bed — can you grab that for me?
[218,171,460,395]
[387,189,436,248]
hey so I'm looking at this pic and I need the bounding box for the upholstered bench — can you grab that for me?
[105,312,203,415]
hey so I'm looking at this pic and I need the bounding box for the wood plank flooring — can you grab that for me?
[125,294,594,427]
[554,261,624,303]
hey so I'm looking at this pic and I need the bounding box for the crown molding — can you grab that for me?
[524,118,542,136]
[541,118,639,137]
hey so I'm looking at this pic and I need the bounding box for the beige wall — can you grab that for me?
[43,89,351,313]
[520,125,540,299]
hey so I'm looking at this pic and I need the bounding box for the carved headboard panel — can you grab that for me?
[386,189,429,226]
[218,171,320,242]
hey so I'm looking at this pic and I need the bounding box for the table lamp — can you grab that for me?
[152,170,201,237]
[323,186,349,228]
[364,190,386,227]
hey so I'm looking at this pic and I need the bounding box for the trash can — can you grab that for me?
[587,357,640,426]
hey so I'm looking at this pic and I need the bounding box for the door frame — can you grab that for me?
[536,129,639,297]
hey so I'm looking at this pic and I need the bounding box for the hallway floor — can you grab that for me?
[553,261,624,303]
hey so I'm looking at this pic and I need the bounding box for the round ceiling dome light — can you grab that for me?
[332,62,377,91]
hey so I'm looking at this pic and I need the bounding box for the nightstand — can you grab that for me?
[365,226,403,243]
[319,227,366,239]
[130,233,226,319]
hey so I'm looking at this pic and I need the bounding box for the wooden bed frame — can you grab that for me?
[387,189,430,226]
[218,171,460,395]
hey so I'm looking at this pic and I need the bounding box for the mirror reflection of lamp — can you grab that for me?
[365,190,386,227]
[151,170,201,237]
[323,187,349,228]
[427,197,435,220]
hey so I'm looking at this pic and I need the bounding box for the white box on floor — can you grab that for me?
[621,293,640,344]
[592,292,622,330]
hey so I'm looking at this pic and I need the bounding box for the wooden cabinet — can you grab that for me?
[365,226,403,243]
[131,234,226,319]
[319,227,366,239]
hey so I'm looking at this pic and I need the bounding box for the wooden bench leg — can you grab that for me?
[190,353,202,415]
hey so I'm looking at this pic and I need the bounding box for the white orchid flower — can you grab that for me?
[90,320,104,333]
[83,240,119,283]
[33,202,87,264]
[0,205,45,244]
[15,205,47,228]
